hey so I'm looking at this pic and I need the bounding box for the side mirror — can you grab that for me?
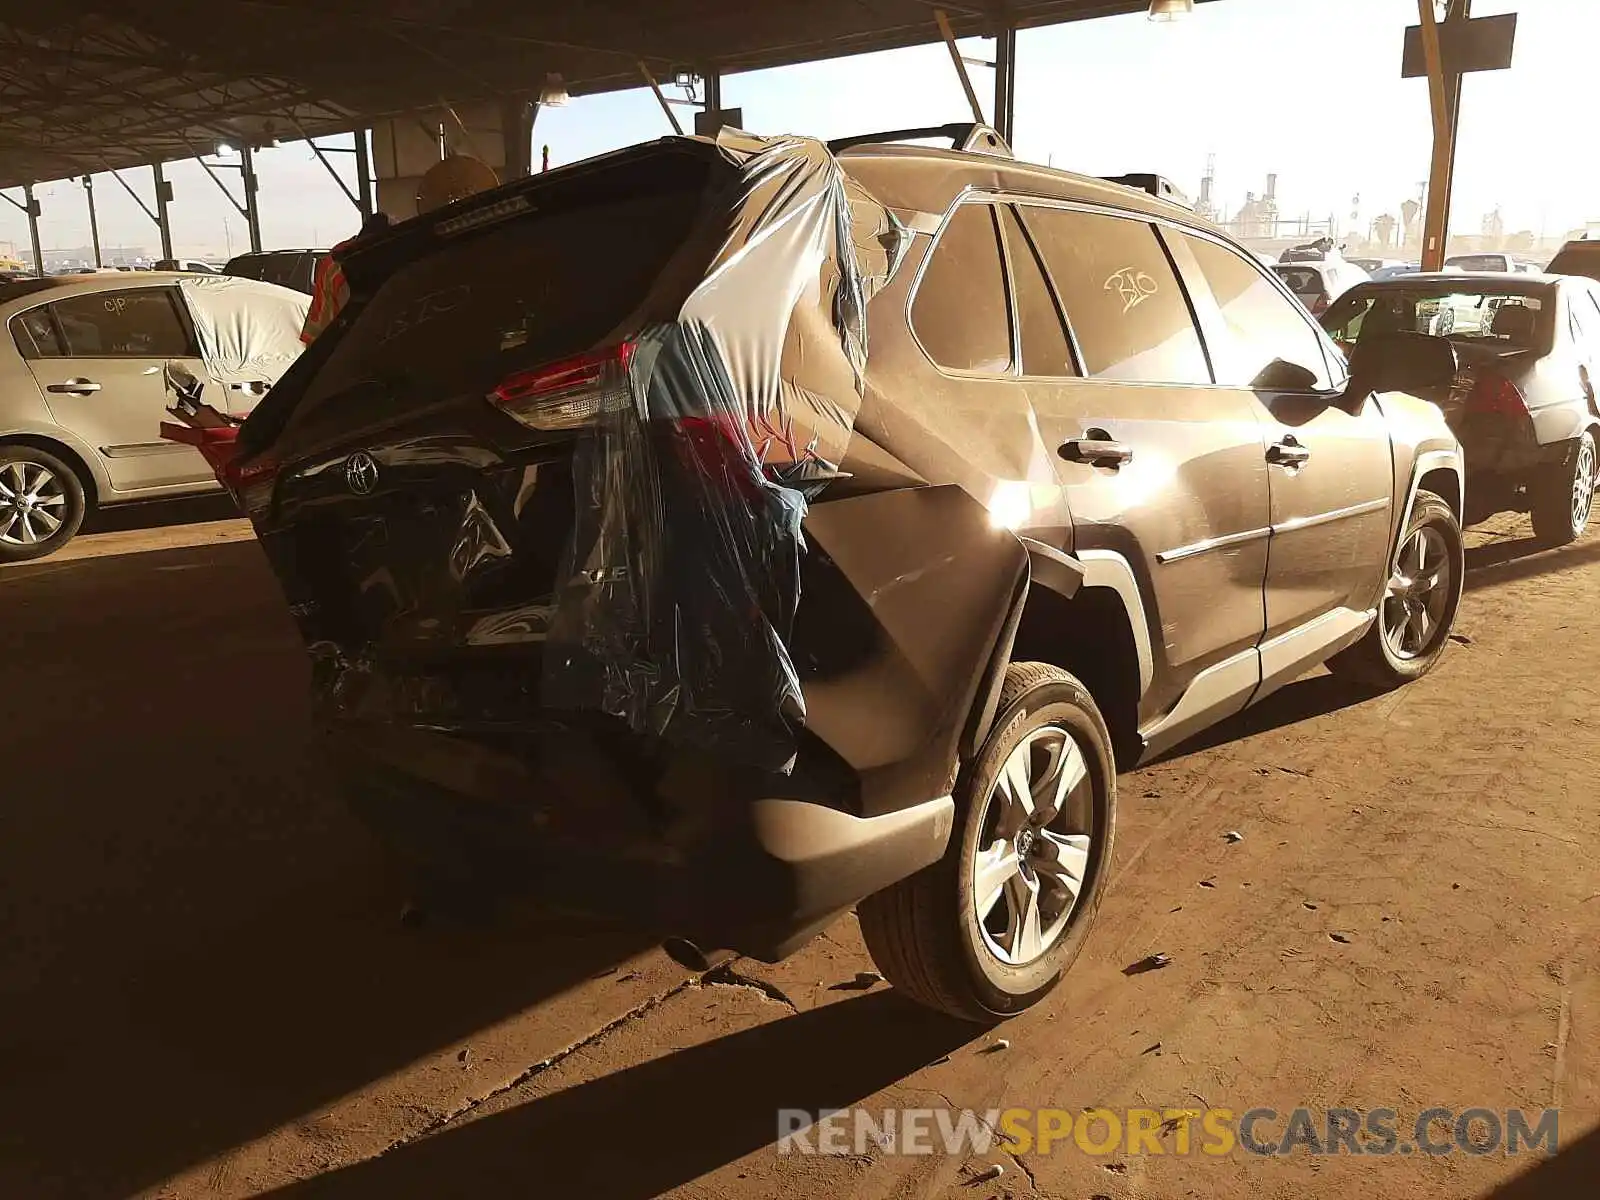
[1347,331,1459,401]
[1250,358,1321,392]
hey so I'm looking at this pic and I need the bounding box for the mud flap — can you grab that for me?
[792,484,1030,817]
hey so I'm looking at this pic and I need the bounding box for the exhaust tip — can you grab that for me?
[661,937,733,973]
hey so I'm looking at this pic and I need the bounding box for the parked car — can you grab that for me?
[153,258,218,274]
[223,248,325,295]
[1370,261,1421,282]
[1323,271,1600,542]
[1547,238,1600,283]
[1444,252,1540,274]
[0,272,308,560]
[228,128,1464,1022]
[1271,257,1371,316]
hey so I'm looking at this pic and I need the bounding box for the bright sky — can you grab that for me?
[0,0,1590,261]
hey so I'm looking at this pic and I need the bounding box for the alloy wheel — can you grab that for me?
[1572,439,1596,534]
[971,726,1095,967]
[0,460,68,547]
[1381,524,1452,661]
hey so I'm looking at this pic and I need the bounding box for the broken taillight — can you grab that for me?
[1466,373,1528,418]
[489,343,637,431]
[222,452,281,518]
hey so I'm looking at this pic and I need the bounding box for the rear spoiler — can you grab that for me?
[1100,174,1193,211]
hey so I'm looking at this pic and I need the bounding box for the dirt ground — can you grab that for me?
[1,504,1597,1200]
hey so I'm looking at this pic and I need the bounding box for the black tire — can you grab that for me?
[1327,489,1463,690]
[0,444,87,563]
[1529,431,1596,547]
[857,662,1117,1023]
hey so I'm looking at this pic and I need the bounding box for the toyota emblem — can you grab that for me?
[344,452,379,495]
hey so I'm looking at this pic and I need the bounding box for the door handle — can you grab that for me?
[47,378,101,395]
[1267,437,1311,468]
[1059,430,1133,468]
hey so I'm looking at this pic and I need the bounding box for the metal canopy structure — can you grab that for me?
[0,1,1217,188]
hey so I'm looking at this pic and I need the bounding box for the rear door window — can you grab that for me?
[1181,233,1334,389]
[912,203,1013,374]
[45,288,195,357]
[999,207,1076,377]
[1023,206,1211,385]
[10,307,63,358]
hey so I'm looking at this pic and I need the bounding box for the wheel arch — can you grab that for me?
[1007,558,1147,770]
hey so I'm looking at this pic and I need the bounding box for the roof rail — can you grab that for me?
[828,123,1013,159]
[1100,173,1193,211]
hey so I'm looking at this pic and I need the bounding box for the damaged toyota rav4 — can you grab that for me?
[230,125,1464,1022]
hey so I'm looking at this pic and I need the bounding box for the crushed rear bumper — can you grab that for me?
[320,719,955,961]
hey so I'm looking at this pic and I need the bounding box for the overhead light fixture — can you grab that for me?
[1148,0,1195,20]
[539,73,571,107]
[214,141,237,156]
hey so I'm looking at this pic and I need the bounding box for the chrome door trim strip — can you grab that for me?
[1156,525,1271,564]
[1272,496,1391,535]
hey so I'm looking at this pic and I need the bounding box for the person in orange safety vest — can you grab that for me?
[299,154,501,345]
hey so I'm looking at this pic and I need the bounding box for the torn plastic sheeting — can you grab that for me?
[540,130,909,774]
[177,274,309,389]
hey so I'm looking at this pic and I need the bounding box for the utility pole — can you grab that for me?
[153,162,174,260]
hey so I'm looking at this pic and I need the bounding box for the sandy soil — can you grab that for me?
[1,507,1596,1200]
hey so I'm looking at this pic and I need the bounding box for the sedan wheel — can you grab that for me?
[0,460,69,548]
[0,447,87,563]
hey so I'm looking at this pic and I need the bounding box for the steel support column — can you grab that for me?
[240,146,263,252]
[993,24,1017,144]
[1418,0,1469,272]
[354,129,373,217]
[82,177,101,267]
[24,184,41,276]
[501,98,535,180]
[153,162,174,260]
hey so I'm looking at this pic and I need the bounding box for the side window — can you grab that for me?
[10,308,63,359]
[999,207,1076,377]
[911,203,1012,374]
[48,289,194,358]
[1181,233,1335,390]
[1023,206,1210,385]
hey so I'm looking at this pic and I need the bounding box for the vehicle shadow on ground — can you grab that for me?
[1482,1123,1600,1198]
[262,989,975,1200]
[0,539,650,1200]
[82,489,240,534]
[1145,673,1375,765]
[1464,533,1600,592]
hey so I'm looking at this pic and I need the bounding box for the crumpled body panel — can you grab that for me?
[538,132,907,772]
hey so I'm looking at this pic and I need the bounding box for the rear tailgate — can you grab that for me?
[243,140,738,723]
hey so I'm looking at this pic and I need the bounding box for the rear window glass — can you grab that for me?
[1326,288,1549,349]
[1272,268,1322,294]
[227,253,318,293]
[300,164,719,417]
[1445,254,1507,273]
[1548,243,1600,280]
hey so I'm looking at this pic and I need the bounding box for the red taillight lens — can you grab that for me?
[489,343,637,431]
[221,452,281,518]
[1466,373,1528,417]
